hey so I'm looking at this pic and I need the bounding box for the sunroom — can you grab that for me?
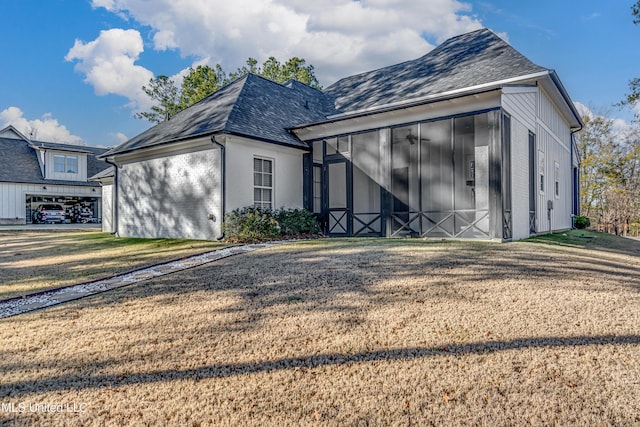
[302,106,513,240]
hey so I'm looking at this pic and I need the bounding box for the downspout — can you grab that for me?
[210,135,226,239]
[104,158,119,236]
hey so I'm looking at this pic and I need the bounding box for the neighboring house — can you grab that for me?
[0,125,110,225]
[99,28,583,241]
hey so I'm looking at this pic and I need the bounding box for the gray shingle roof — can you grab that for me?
[0,137,109,186]
[102,74,335,157]
[324,28,548,114]
[102,28,570,157]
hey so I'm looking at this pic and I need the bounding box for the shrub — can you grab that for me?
[573,215,590,230]
[224,207,321,242]
[274,208,321,235]
[223,207,280,242]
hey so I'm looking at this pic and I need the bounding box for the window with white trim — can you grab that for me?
[53,154,78,174]
[538,150,545,194]
[554,161,560,198]
[253,157,273,209]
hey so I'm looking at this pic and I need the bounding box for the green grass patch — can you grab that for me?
[0,231,228,300]
[525,230,639,255]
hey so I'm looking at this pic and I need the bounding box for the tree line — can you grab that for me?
[577,113,640,236]
[136,56,321,123]
[576,1,640,236]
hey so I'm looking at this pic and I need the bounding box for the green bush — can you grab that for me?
[224,207,321,242]
[275,208,321,235]
[573,215,590,230]
[223,207,280,242]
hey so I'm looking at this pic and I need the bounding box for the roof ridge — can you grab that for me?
[327,28,503,92]
[224,74,254,129]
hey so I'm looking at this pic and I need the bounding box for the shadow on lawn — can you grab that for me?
[2,334,639,397]
[15,236,630,340]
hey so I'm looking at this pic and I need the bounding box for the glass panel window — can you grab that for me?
[554,162,560,198]
[253,157,273,209]
[313,165,322,213]
[54,155,65,173]
[53,154,78,174]
[66,156,78,174]
[539,151,545,193]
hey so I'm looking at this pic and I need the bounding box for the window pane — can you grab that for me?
[54,155,65,173]
[254,172,262,186]
[263,173,272,188]
[66,156,78,173]
[337,136,349,153]
[313,166,322,213]
[325,138,338,155]
[254,158,262,173]
[328,162,347,209]
[454,116,475,211]
[313,141,323,163]
[352,131,381,234]
[263,159,272,174]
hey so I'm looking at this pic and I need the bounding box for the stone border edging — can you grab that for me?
[0,241,284,319]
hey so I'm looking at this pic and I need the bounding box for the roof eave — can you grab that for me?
[293,71,551,131]
[547,70,584,130]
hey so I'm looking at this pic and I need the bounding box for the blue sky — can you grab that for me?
[1,0,638,147]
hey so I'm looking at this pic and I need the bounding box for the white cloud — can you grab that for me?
[90,0,484,85]
[574,101,593,120]
[574,101,636,136]
[113,132,129,143]
[65,28,154,111]
[0,106,85,145]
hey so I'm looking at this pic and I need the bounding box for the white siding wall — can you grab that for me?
[503,86,574,237]
[101,184,113,233]
[503,87,537,240]
[510,119,531,241]
[0,182,100,224]
[537,89,573,232]
[225,136,304,212]
[117,144,222,240]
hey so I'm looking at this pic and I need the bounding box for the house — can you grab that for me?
[0,125,110,225]
[99,28,583,241]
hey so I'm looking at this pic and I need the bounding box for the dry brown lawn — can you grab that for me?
[0,231,227,299]
[1,232,639,426]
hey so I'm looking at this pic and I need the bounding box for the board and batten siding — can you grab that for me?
[0,182,100,224]
[117,143,222,240]
[502,85,574,236]
[536,88,573,232]
[502,87,537,240]
[225,135,305,212]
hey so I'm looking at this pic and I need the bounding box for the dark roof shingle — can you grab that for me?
[103,28,564,156]
[0,137,109,186]
[103,74,336,157]
[324,28,548,114]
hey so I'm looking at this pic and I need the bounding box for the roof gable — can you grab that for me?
[325,28,548,114]
[0,125,30,141]
[0,136,109,186]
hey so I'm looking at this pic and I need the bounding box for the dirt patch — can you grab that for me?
[1,236,639,425]
[0,231,227,299]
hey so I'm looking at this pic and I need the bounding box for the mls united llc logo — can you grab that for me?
[1,402,88,413]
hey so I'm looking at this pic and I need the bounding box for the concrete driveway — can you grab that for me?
[0,223,101,231]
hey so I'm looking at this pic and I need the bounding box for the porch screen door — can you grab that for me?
[324,159,351,235]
